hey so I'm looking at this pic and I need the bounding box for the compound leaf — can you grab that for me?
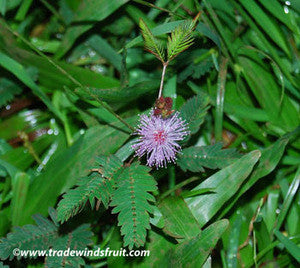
[178,143,241,172]
[110,162,157,249]
[57,155,123,223]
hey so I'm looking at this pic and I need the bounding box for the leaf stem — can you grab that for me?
[158,62,168,98]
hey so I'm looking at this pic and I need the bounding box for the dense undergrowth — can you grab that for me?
[0,0,299,267]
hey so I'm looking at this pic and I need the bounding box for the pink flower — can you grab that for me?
[132,111,189,168]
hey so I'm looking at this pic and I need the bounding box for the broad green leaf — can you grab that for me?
[254,217,273,262]
[261,189,280,232]
[0,52,63,121]
[168,219,229,267]
[219,136,289,218]
[159,196,200,242]
[87,35,122,71]
[287,192,300,236]
[0,135,56,171]
[15,0,33,21]
[55,0,130,58]
[225,212,242,268]
[239,56,299,132]
[186,150,261,227]
[239,0,290,56]
[178,143,240,172]
[79,80,159,104]
[259,0,294,32]
[0,35,119,90]
[0,159,20,179]
[274,230,300,262]
[274,167,300,231]
[11,172,30,226]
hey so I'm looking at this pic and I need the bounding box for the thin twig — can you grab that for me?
[0,20,134,132]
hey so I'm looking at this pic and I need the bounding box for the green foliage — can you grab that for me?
[45,224,93,268]
[0,209,92,264]
[167,19,197,61]
[140,16,199,63]
[168,219,228,267]
[180,91,210,134]
[178,143,241,172]
[139,18,165,63]
[57,157,158,250]
[0,0,300,267]
[110,162,157,249]
[185,150,261,227]
[0,214,58,260]
[57,155,123,223]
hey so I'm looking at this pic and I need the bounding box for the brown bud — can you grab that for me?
[164,97,173,110]
[153,108,162,116]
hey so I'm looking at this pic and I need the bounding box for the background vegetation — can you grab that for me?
[0,0,299,267]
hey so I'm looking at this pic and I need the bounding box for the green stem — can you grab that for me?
[160,176,200,200]
[158,62,168,98]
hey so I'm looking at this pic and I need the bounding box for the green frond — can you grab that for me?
[139,18,165,63]
[178,143,241,172]
[180,92,210,134]
[45,224,93,268]
[167,20,196,61]
[57,155,123,223]
[110,162,158,249]
[0,214,58,260]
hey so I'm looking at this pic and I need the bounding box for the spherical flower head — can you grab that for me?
[132,111,189,168]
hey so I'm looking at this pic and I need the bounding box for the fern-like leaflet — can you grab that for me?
[45,224,93,268]
[110,162,157,249]
[180,91,210,135]
[167,13,200,61]
[0,208,92,265]
[139,18,165,63]
[57,155,123,223]
[178,143,241,172]
[0,214,58,260]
